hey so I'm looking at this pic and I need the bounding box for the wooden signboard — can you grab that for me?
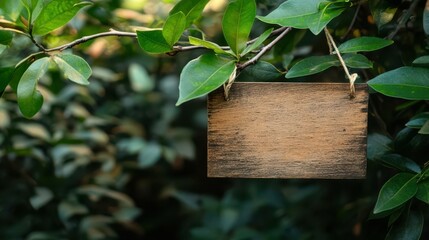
[208,82,368,179]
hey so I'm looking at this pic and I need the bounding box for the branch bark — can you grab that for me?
[238,27,291,70]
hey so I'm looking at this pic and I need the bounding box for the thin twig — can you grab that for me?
[387,0,422,39]
[45,29,137,52]
[238,27,291,70]
[29,25,46,51]
[41,26,291,54]
[341,4,361,40]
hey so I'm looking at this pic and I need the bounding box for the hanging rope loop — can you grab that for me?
[324,28,357,98]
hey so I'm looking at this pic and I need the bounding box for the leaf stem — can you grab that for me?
[237,27,291,70]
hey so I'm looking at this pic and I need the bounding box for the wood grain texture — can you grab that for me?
[208,83,368,179]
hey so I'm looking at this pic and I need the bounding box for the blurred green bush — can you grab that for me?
[1,0,429,239]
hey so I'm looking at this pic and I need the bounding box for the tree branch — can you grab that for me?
[45,29,137,52]
[387,0,422,39]
[238,27,291,70]
[42,26,291,54]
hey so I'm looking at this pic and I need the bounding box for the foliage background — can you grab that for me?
[1,0,429,239]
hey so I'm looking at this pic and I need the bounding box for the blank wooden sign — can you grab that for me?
[208,82,368,179]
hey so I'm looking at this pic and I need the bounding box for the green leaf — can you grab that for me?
[237,61,282,82]
[222,0,256,56]
[377,154,421,174]
[17,57,50,118]
[176,53,235,106]
[138,142,162,168]
[412,55,429,65]
[307,2,347,35]
[416,180,429,204]
[406,112,429,129]
[128,63,154,93]
[343,53,373,69]
[0,30,13,45]
[373,173,418,214]
[9,53,47,92]
[0,67,14,96]
[338,37,393,53]
[32,0,92,36]
[53,53,91,85]
[137,29,172,54]
[241,28,273,56]
[0,1,24,21]
[188,36,227,54]
[257,0,347,35]
[369,0,398,29]
[419,120,429,135]
[169,0,209,27]
[368,67,429,100]
[367,133,393,161]
[258,0,321,30]
[163,11,186,47]
[29,187,54,210]
[286,55,338,78]
[386,210,424,240]
[0,30,13,54]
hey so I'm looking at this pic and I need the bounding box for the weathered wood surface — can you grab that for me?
[208,82,368,179]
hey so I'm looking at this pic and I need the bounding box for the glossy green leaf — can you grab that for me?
[188,36,227,54]
[222,0,256,56]
[258,0,321,30]
[237,61,282,82]
[368,67,429,100]
[128,63,154,93]
[241,28,273,56]
[0,67,14,96]
[373,173,418,214]
[286,55,338,78]
[53,53,91,85]
[406,112,429,129]
[412,55,429,65]
[0,1,24,21]
[137,29,172,54]
[257,0,347,35]
[0,30,13,45]
[416,180,429,204]
[367,133,393,161]
[30,0,45,23]
[32,0,92,36]
[419,121,429,134]
[169,0,209,27]
[163,11,186,47]
[307,2,347,35]
[0,30,13,54]
[369,0,398,29]
[338,37,393,53]
[9,53,47,92]
[377,154,421,174]
[343,53,373,69]
[17,57,50,118]
[176,53,235,106]
[386,210,424,240]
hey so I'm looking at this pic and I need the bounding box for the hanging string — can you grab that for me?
[324,28,357,98]
[223,66,237,100]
